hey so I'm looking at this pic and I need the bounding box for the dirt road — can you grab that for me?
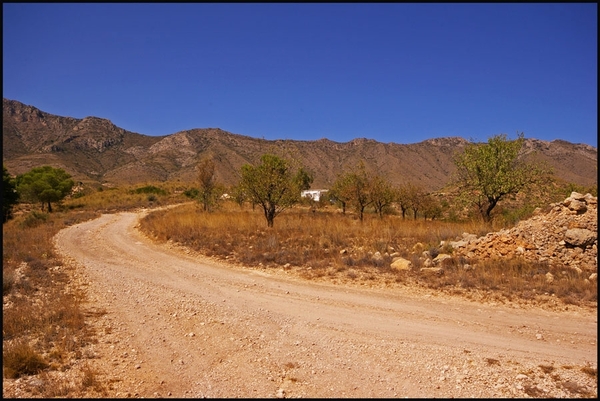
[53,210,597,398]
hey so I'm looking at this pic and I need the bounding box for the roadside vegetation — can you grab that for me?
[2,133,597,397]
[2,176,187,396]
[138,198,597,308]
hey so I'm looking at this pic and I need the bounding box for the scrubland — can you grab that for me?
[3,182,597,396]
[138,201,597,308]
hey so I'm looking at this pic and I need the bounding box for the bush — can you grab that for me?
[20,211,50,228]
[183,188,199,199]
[3,341,49,378]
[3,268,16,295]
[132,185,167,195]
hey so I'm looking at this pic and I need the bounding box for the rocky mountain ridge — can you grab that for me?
[3,98,597,190]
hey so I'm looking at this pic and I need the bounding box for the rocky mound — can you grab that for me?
[450,192,597,274]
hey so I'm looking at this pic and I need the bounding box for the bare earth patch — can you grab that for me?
[6,209,596,398]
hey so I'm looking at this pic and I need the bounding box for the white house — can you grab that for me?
[301,189,328,202]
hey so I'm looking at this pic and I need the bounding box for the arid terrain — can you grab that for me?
[3,98,598,190]
[2,97,598,398]
[4,207,594,398]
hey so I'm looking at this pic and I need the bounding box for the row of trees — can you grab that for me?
[4,133,552,228]
[193,154,442,227]
[194,154,313,227]
[327,161,440,221]
[222,133,550,227]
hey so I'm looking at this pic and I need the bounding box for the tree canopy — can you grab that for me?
[238,154,309,227]
[16,166,74,213]
[453,133,549,222]
[196,158,223,212]
[330,161,374,221]
[3,165,20,223]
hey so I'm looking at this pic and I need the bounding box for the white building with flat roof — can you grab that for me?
[301,189,328,202]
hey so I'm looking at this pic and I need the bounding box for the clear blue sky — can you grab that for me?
[3,3,597,147]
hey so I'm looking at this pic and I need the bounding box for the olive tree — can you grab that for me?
[238,154,308,227]
[16,166,74,212]
[453,133,548,223]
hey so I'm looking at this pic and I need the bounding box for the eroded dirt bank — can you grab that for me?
[46,210,597,398]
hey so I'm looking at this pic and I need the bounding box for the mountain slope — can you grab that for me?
[3,98,597,190]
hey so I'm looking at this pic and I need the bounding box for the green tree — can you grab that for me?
[329,173,353,214]
[453,133,549,223]
[294,167,314,192]
[345,161,373,222]
[370,175,396,218]
[16,166,74,213]
[238,154,307,227]
[2,165,20,223]
[229,184,247,209]
[421,193,443,220]
[396,185,409,219]
[407,184,426,219]
[397,182,423,219]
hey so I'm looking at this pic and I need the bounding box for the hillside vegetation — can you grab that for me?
[3,98,597,191]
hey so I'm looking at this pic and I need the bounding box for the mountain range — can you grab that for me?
[3,98,597,191]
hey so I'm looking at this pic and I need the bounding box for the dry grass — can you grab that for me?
[2,209,100,395]
[63,182,187,213]
[2,182,189,396]
[138,201,597,309]
[414,256,597,306]
[3,181,596,396]
[3,340,49,379]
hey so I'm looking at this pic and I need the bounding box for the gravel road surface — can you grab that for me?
[53,210,597,398]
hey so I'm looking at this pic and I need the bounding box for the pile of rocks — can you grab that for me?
[449,192,597,273]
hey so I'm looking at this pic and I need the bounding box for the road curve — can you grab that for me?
[54,210,597,398]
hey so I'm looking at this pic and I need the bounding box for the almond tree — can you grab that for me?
[370,175,396,218]
[331,161,373,222]
[329,173,353,214]
[238,154,307,227]
[397,182,423,219]
[453,133,549,222]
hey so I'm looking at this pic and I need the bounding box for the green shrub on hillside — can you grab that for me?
[131,185,167,195]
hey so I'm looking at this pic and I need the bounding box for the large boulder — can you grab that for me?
[564,228,596,248]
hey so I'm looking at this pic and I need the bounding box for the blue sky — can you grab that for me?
[3,3,597,147]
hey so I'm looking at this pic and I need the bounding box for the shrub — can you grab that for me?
[3,341,49,378]
[3,268,16,295]
[20,211,50,228]
[183,188,199,199]
[132,185,167,195]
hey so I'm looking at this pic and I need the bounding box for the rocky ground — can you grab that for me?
[450,192,597,274]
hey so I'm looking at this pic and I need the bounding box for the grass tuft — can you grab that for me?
[3,341,49,378]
